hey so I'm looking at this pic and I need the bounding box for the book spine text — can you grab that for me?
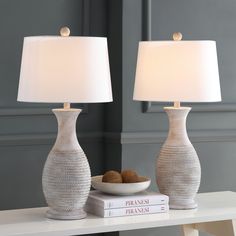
[104,205,168,217]
[104,197,167,209]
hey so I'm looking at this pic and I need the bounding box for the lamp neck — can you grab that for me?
[52,109,82,151]
[174,101,181,108]
[64,102,71,109]
[164,107,191,146]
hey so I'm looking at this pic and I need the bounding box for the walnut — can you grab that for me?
[102,170,122,183]
[121,169,139,183]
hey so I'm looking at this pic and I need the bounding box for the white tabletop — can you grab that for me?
[1,191,236,236]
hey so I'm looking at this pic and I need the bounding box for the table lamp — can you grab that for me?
[17,27,113,220]
[133,32,221,209]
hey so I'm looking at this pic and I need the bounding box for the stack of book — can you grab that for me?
[85,190,169,218]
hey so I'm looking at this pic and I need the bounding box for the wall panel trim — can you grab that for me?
[2,129,235,146]
[104,130,236,144]
[0,132,103,146]
[0,104,88,117]
[144,102,236,113]
[82,0,90,35]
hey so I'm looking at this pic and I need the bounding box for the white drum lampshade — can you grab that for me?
[17,28,113,220]
[134,41,221,102]
[133,33,221,210]
[18,36,112,103]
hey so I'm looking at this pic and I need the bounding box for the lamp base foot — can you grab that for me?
[170,201,198,210]
[46,208,87,220]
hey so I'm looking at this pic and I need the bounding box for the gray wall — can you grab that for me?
[1,0,236,236]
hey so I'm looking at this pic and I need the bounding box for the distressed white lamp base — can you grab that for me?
[42,108,91,220]
[156,106,201,209]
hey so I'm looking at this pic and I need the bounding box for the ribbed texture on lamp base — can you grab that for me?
[156,107,201,209]
[42,109,91,220]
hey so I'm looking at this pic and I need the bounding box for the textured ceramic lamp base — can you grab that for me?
[42,108,91,220]
[156,107,201,209]
[46,209,87,220]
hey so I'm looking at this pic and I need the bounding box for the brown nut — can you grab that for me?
[121,169,139,183]
[102,170,122,183]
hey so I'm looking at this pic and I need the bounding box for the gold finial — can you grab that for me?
[173,32,182,41]
[60,27,70,37]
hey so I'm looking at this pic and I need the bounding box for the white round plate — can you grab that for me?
[91,175,151,195]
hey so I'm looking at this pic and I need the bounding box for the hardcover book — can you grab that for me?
[86,190,169,209]
[85,203,169,218]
